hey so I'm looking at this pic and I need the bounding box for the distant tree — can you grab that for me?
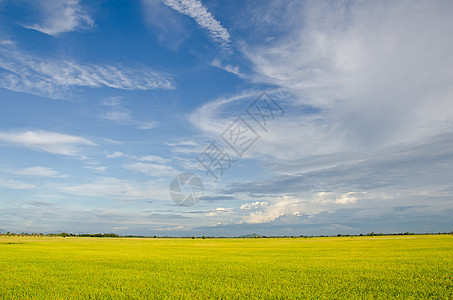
[103,233,119,238]
[202,236,206,239]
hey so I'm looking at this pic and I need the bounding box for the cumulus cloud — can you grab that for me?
[240,201,268,210]
[241,192,366,224]
[241,196,303,224]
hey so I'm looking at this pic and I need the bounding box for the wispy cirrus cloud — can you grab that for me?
[0,130,95,156]
[189,90,263,137]
[138,155,169,164]
[211,58,241,76]
[123,162,177,177]
[60,177,169,200]
[191,1,453,161]
[105,151,169,164]
[100,97,160,130]
[8,166,67,178]
[23,0,94,36]
[0,44,174,99]
[100,97,132,121]
[0,179,36,190]
[162,0,231,50]
[105,151,176,177]
[241,1,453,150]
[83,163,107,174]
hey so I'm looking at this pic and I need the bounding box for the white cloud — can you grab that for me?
[241,192,366,224]
[211,58,240,76]
[101,110,131,121]
[162,0,231,49]
[138,155,169,164]
[61,177,168,200]
[311,192,363,205]
[105,152,169,165]
[165,140,199,147]
[84,165,107,173]
[171,157,200,171]
[0,130,95,156]
[242,196,303,224]
[0,45,174,99]
[0,179,36,190]
[123,162,177,177]
[136,121,159,130]
[106,151,127,159]
[241,1,453,152]
[101,97,131,121]
[240,201,268,210]
[9,166,67,178]
[0,40,15,46]
[101,96,122,107]
[189,90,263,137]
[23,0,94,36]
[191,1,453,162]
[165,139,204,155]
[205,207,230,217]
[100,97,160,129]
[98,138,122,145]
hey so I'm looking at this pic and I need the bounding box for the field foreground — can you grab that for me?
[0,235,452,299]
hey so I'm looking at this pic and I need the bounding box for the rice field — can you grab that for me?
[0,235,452,299]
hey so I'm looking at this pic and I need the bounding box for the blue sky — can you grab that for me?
[0,0,452,236]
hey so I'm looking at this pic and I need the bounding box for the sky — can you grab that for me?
[0,0,452,236]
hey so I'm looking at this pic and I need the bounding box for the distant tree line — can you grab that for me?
[0,232,119,238]
[0,231,452,238]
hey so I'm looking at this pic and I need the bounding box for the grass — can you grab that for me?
[0,235,452,299]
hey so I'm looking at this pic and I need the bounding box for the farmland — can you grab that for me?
[0,235,452,299]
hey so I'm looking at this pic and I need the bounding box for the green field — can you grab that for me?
[0,235,451,299]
